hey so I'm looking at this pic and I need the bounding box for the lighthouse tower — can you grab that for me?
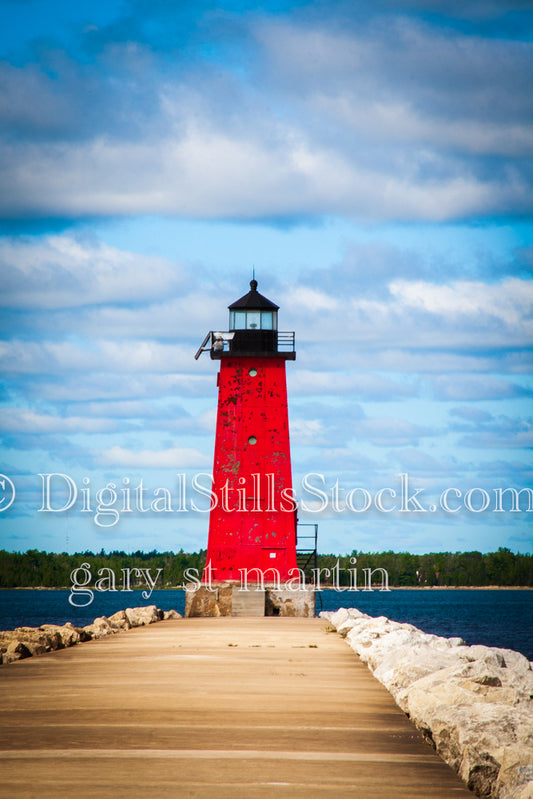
[190,279,314,617]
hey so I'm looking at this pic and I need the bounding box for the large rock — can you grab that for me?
[331,607,366,635]
[1,607,170,664]
[373,641,468,708]
[321,608,533,799]
[39,623,81,648]
[3,639,33,663]
[107,610,132,630]
[495,743,533,799]
[163,609,182,620]
[418,703,533,798]
[83,616,118,639]
[124,605,163,627]
[0,627,63,656]
[0,622,85,661]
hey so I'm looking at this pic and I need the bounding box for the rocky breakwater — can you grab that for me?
[321,607,533,799]
[0,605,182,665]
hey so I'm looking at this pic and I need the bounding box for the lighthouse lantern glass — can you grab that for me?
[247,311,260,329]
[232,311,246,328]
[229,309,277,330]
[261,312,273,330]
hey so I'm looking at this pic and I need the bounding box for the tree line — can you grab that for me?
[0,547,531,588]
[319,548,533,587]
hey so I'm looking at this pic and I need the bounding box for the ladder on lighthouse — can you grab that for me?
[296,523,321,610]
[296,523,318,580]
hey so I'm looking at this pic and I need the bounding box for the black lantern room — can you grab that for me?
[194,279,295,361]
[228,279,279,354]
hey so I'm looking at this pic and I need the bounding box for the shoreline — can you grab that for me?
[2,584,532,591]
[1,585,185,591]
[0,605,181,664]
[390,585,533,590]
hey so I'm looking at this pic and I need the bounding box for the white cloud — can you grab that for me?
[100,445,210,468]
[66,400,178,419]
[390,278,533,329]
[0,235,184,309]
[450,407,494,424]
[386,448,459,476]
[315,96,533,158]
[0,338,196,375]
[0,9,531,226]
[355,416,435,447]
[74,292,225,340]
[459,427,533,450]
[288,275,533,353]
[431,376,530,401]
[257,18,533,129]
[25,372,213,402]
[292,287,339,312]
[290,418,326,445]
[0,408,120,435]
[289,370,417,399]
[1,133,523,223]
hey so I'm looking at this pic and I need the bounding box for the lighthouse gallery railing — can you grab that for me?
[195,331,295,359]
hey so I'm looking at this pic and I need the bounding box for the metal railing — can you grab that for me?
[195,330,295,359]
[277,331,296,353]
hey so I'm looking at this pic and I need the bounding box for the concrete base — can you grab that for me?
[266,586,316,617]
[184,582,316,618]
[232,588,266,617]
[184,582,234,617]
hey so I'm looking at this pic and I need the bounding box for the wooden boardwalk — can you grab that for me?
[0,617,472,798]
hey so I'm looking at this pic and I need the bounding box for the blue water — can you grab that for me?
[1,588,531,660]
[320,589,533,660]
[0,589,187,631]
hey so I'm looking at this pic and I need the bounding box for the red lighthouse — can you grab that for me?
[195,279,298,585]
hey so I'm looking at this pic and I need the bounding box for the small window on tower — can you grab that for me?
[249,368,257,377]
[248,436,257,445]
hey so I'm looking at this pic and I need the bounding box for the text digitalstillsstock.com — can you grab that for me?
[1,472,532,527]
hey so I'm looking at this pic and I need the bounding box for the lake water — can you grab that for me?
[1,588,531,660]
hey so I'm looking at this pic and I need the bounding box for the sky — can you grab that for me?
[0,0,532,557]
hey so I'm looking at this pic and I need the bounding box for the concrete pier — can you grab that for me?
[0,617,472,797]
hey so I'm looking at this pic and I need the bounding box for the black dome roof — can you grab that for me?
[228,279,279,311]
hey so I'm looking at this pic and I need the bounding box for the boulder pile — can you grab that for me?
[321,608,533,799]
[0,606,182,665]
